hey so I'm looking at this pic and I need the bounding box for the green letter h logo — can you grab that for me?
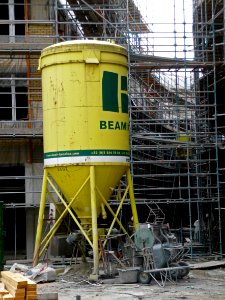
[102,71,128,114]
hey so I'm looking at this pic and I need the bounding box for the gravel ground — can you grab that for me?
[36,262,225,300]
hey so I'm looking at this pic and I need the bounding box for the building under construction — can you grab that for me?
[0,0,224,261]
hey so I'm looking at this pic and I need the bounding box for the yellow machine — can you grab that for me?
[33,40,138,278]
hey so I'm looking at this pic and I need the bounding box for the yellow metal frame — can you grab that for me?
[33,166,138,275]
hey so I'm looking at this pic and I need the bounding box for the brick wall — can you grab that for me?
[27,24,55,108]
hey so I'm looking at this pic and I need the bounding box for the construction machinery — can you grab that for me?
[99,205,190,285]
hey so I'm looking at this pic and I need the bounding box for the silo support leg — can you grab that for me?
[35,175,93,261]
[127,168,139,231]
[96,187,127,235]
[103,185,129,248]
[90,166,99,279]
[47,176,93,249]
[33,169,48,266]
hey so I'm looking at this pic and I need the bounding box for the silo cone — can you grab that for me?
[33,40,138,278]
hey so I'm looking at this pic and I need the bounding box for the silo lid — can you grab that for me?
[40,39,128,57]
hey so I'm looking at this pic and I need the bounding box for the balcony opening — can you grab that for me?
[0,87,12,120]
[0,165,26,259]
[15,0,25,36]
[16,86,28,120]
[0,0,9,35]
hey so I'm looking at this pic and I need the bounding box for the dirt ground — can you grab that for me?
[36,262,225,300]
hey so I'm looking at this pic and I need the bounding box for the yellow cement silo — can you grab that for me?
[33,40,138,277]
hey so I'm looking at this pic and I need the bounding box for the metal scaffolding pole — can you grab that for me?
[0,0,224,259]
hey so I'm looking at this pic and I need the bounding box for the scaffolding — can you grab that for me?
[0,0,224,258]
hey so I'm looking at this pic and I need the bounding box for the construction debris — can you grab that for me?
[9,264,56,284]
